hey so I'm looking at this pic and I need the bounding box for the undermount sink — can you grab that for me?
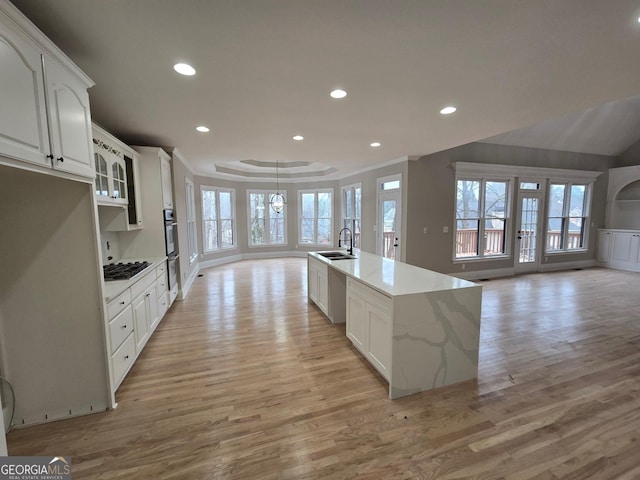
[318,251,356,261]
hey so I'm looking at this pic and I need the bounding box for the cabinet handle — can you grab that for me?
[46,154,54,160]
[122,324,127,329]
[57,157,64,162]
[146,293,151,297]
[124,355,129,360]
[120,301,125,305]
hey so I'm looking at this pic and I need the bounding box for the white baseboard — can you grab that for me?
[450,259,598,281]
[179,263,200,300]
[449,267,515,281]
[538,259,597,272]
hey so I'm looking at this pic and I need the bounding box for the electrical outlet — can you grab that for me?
[423,227,428,234]
[443,226,449,233]
[461,263,465,270]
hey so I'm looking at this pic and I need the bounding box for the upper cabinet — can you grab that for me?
[94,123,144,231]
[92,124,128,206]
[0,2,94,180]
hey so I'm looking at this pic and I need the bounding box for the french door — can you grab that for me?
[515,188,543,273]
[377,175,402,260]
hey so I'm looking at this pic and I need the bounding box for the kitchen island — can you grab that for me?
[308,251,482,399]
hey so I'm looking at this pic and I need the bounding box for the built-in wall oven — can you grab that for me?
[164,209,178,289]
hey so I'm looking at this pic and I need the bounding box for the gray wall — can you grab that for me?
[617,138,640,167]
[171,153,198,288]
[405,142,616,275]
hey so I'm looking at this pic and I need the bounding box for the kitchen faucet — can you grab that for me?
[338,227,353,256]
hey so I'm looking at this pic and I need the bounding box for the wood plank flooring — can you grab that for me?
[7,259,640,479]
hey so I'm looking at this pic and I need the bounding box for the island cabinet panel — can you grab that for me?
[310,251,482,399]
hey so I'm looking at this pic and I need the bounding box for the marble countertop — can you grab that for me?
[309,250,478,297]
[102,257,167,302]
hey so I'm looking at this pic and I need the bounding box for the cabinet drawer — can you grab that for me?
[347,278,392,315]
[158,290,169,320]
[112,333,136,386]
[156,261,167,279]
[109,304,133,353]
[107,289,131,319]
[130,269,157,300]
[156,276,168,295]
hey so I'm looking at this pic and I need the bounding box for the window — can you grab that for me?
[342,184,361,249]
[455,179,509,258]
[248,191,287,246]
[202,186,235,252]
[185,178,198,263]
[546,183,589,252]
[299,189,333,246]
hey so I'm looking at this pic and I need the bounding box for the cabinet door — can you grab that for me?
[133,295,149,352]
[366,304,392,381]
[346,290,366,352]
[632,234,640,265]
[160,156,173,209]
[597,231,611,262]
[308,262,318,303]
[110,156,127,202]
[147,285,159,332]
[44,57,94,178]
[0,25,50,167]
[317,268,329,315]
[611,233,633,263]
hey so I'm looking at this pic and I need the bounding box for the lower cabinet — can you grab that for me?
[308,257,329,316]
[105,260,170,390]
[346,277,392,381]
[597,229,640,272]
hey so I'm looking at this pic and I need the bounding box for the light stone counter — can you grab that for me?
[308,250,482,399]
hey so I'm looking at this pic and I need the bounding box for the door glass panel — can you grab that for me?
[519,197,538,264]
[382,199,397,259]
[94,153,109,196]
[112,163,126,199]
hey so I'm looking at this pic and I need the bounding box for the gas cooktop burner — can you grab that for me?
[103,261,151,281]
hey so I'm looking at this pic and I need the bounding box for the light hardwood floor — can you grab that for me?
[7,259,640,479]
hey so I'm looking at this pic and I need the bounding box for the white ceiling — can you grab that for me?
[11,0,640,180]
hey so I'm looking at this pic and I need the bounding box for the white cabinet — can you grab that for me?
[308,257,329,316]
[93,125,128,206]
[94,124,145,230]
[0,5,94,179]
[43,56,94,178]
[133,283,157,353]
[104,261,169,390]
[598,229,640,272]
[346,277,392,381]
[160,155,174,209]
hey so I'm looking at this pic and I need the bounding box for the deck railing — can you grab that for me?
[456,229,582,257]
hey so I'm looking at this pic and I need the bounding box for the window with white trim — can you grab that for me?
[202,186,235,252]
[185,178,198,263]
[455,178,510,258]
[248,190,287,246]
[342,183,361,249]
[299,189,333,246]
[546,183,590,252]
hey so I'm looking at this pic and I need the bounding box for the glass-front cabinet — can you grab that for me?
[92,124,127,206]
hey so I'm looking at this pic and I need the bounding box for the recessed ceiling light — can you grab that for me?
[330,89,347,99]
[174,63,196,76]
[370,142,381,147]
[293,135,304,141]
[196,126,210,133]
[440,106,457,115]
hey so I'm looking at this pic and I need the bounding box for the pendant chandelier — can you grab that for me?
[269,160,286,214]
